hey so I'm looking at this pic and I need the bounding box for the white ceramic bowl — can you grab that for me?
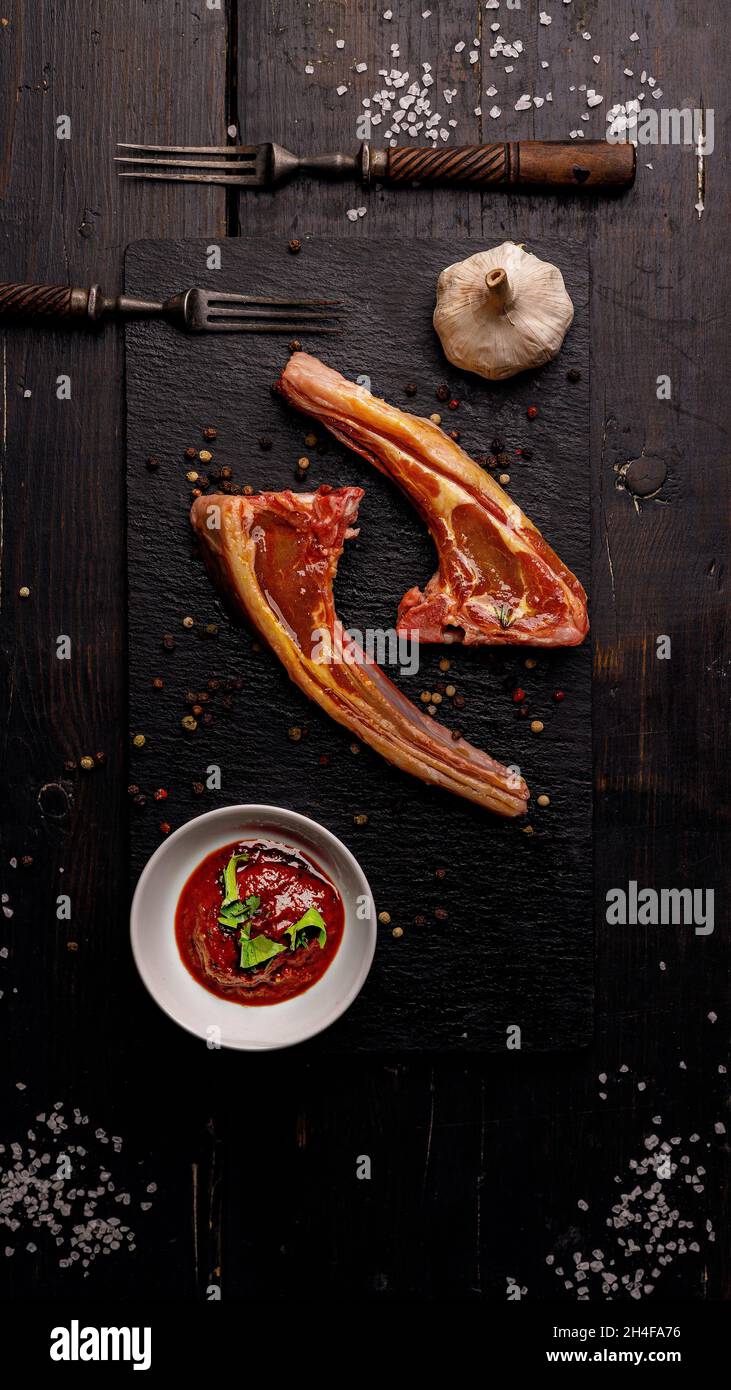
[130,804,376,1051]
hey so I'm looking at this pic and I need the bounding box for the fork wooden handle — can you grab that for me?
[381,140,636,189]
[0,283,104,321]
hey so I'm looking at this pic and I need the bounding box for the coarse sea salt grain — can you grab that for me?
[630,31,640,41]
[355,62,367,73]
[539,11,552,23]
[336,38,344,49]
[336,85,348,96]
[305,63,314,74]
[489,106,502,119]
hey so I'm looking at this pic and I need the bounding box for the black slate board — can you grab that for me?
[125,236,592,1052]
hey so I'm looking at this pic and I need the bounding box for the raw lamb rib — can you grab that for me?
[278,352,588,648]
[191,485,529,818]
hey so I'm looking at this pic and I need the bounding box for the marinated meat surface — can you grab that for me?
[278,352,589,648]
[191,484,529,817]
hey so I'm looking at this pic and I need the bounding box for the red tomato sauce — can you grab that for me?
[175,837,344,1006]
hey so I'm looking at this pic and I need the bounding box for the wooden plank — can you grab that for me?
[0,0,227,1298]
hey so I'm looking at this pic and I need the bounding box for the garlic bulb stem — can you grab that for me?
[484,267,510,315]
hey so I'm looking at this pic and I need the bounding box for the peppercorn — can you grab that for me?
[567,368,582,383]
[427,704,437,716]
[242,484,253,496]
[297,456,310,471]
[146,455,161,472]
[132,734,146,748]
[522,824,534,836]
[185,447,197,460]
[499,473,510,485]
[63,760,77,772]
[202,712,213,726]
[414,914,426,927]
[203,624,219,638]
[203,427,218,441]
[392,926,404,939]
[524,658,537,670]
[378,911,391,925]
[448,429,461,442]
[18,586,30,599]
[453,693,465,709]
[196,691,210,704]
[420,691,432,704]
[198,449,212,464]
[182,616,194,629]
[435,867,446,880]
[434,906,448,921]
[349,742,360,755]
[133,794,146,809]
[445,684,456,698]
[181,715,197,732]
[288,726,302,742]
[430,413,442,425]
[512,688,527,703]
[191,489,202,500]
[192,705,203,717]
[439,658,450,672]
[192,781,205,796]
[530,720,544,734]
[80,755,94,771]
[436,383,450,402]
[289,339,302,352]
[527,405,538,419]
[127,784,140,797]
[353,813,369,827]
[208,678,220,691]
[448,398,459,411]
[451,729,462,741]
[318,753,330,767]
[518,703,530,718]
[153,788,168,801]
[152,677,164,689]
[258,436,272,451]
[304,432,317,448]
[221,694,235,711]
[163,633,175,650]
[20,855,33,868]
[159,822,171,835]
[404,382,417,396]
[219,467,233,483]
[288,238,301,254]
[197,475,209,490]
[553,689,566,702]
[537,794,550,807]
[94,751,106,765]
[431,692,443,705]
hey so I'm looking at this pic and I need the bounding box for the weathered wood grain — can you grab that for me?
[0,0,727,1302]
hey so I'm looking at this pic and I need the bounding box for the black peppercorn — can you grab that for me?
[435,383,450,402]
[567,368,582,383]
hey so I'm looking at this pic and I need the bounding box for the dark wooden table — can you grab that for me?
[0,1,727,1301]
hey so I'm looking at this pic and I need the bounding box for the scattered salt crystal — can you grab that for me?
[469,51,479,64]
[593,55,601,64]
[346,209,359,221]
[454,41,465,53]
[541,61,549,69]
[598,1073,607,1084]
[336,39,344,49]
[336,85,348,96]
[422,9,431,16]
[624,68,634,77]
[383,8,392,17]
[533,97,544,107]
[539,11,552,24]
[515,94,532,112]
[714,1122,726,1135]
[630,31,639,41]
[355,62,367,73]
[707,1011,717,1023]
[489,106,502,119]
[486,85,497,96]
[305,64,314,75]
[474,107,482,116]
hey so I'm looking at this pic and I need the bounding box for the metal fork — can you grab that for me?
[115,137,637,191]
[0,283,344,335]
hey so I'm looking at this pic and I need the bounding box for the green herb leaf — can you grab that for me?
[221,851,249,907]
[218,893,261,932]
[283,906,327,953]
[239,933,287,971]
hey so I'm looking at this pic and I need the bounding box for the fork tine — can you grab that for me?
[207,308,342,323]
[118,170,255,185]
[205,293,342,308]
[115,156,257,172]
[117,141,257,156]
[205,323,343,334]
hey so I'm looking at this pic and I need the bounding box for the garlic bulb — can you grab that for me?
[433,241,574,381]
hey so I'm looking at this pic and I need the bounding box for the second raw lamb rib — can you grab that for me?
[278,352,588,648]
